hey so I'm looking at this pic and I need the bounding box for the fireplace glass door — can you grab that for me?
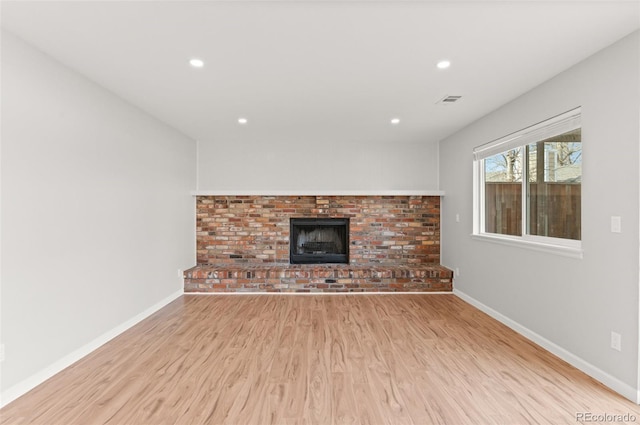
[290,218,349,264]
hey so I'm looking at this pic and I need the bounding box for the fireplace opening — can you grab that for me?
[290,218,349,264]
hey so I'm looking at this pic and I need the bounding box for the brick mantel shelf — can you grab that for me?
[191,190,445,197]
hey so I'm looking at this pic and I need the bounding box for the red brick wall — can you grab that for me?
[196,195,440,264]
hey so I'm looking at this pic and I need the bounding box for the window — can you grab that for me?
[473,108,582,257]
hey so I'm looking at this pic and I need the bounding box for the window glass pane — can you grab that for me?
[484,148,522,236]
[527,128,581,240]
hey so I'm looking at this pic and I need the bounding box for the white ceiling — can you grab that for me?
[2,1,639,146]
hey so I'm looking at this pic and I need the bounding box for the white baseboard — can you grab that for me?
[0,289,183,408]
[453,289,639,403]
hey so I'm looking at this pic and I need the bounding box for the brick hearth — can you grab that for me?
[185,195,453,293]
[184,263,453,293]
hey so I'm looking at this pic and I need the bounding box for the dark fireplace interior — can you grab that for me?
[290,218,349,264]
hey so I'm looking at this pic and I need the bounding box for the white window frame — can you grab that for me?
[472,108,583,259]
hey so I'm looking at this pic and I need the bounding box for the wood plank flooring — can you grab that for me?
[2,294,639,424]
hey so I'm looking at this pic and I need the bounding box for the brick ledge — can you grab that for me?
[184,263,453,293]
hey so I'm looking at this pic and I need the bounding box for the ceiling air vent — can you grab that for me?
[436,95,462,105]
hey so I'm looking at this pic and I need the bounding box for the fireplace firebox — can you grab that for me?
[290,218,349,264]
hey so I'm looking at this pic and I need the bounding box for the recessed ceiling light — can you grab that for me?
[437,60,451,69]
[238,117,248,124]
[189,58,204,68]
[391,118,400,125]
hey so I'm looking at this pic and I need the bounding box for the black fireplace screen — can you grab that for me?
[290,218,349,264]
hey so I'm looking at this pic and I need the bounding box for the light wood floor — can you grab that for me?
[2,294,639,425]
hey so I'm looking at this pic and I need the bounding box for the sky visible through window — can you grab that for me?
[485,129,581,183]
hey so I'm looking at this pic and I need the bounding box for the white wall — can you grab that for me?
[0,32,196,401]
[197,138,439,191]
[440,31,640,399]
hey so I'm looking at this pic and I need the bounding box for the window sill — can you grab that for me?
[470,233,583,259]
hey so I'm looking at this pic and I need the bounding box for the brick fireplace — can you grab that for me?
[184,195,452,292]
